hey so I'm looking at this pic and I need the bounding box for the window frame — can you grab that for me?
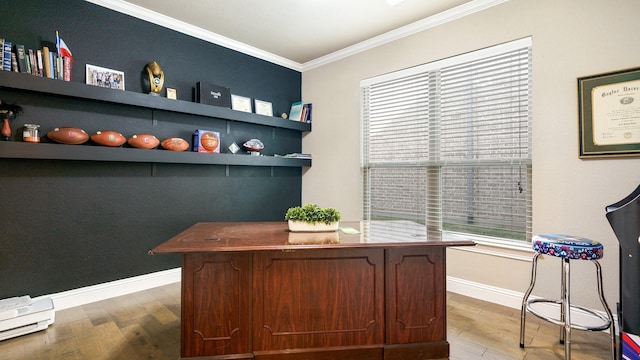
[360,37,532,246]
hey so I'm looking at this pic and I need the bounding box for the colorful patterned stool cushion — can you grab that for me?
[532,234,603,260]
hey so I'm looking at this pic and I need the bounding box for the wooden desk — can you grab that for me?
[151,221,474,360]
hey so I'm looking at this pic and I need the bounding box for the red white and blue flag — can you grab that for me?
[56,32,73,61]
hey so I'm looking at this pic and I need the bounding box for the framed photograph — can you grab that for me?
[578,67,640,158]
[254,99,273,117]
[231,94,252,113]
[85,64,125,90]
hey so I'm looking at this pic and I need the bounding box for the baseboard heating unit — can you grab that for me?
[0,296,55,341]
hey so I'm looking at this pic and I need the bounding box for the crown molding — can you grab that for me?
[86,0,508,73]
[301,0,508,71]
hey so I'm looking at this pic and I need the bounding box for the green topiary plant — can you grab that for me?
[284,204,341,225]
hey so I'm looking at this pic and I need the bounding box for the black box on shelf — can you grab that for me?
[196,81,231,108]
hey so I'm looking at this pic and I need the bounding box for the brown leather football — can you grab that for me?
[128,134,160,149]
[91,130,126,147]
[47,127,90,145]
[161,137,189,151]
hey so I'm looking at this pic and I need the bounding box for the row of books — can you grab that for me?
[0,39,72,81]
[289,102,312,123]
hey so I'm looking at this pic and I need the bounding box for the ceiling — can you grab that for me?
[90,0,503,70]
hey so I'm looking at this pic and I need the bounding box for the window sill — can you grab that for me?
[444,232,535,261]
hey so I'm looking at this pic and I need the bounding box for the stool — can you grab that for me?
[519,234,616,360]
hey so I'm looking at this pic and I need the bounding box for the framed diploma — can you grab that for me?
[231,95,252,113]
[254,99,273,117]
[578,67,640,158]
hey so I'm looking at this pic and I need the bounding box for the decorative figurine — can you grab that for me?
[0,101,22,141]
[144,61,164,96]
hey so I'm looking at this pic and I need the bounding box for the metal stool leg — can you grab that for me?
[520,253,541,348]
[560,258,566,344]
[562,258,571,359]
[593,260,617,360]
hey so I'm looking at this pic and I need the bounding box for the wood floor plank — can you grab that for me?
[0,283,614,359]
[0,336,25,359]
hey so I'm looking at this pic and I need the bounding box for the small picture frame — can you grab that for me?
[228,142,240,154]
[578,67,640,158]
[85,64,125,90]
[231,95,252,113]
[254,99,273,117]
[166,87,177,100]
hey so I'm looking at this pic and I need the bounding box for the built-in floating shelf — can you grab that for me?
[0,142,311,167]
[0,71,311,132]
[0,71,311,167]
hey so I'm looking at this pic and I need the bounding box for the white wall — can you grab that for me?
[301,0,640,309]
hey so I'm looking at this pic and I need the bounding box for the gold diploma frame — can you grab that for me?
[578,67,640,158]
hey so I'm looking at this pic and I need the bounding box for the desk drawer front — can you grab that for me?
[181,252,252,357]
[253,248,385,351]
[386,247,446,345]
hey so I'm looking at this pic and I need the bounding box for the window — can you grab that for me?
[361,38,532,243]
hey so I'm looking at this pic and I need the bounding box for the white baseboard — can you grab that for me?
[35,268,181,311]
[447,276,617,334]
[29,269,615,335]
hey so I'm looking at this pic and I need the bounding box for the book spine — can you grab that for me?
[0,39,4,71]
[42,47,51,78]
[300,105,307,123]
[25,49,32,74]
[57,55,63,79]
[55,55,60,79]
[3,40,13,71]
[305,103,312,124]
[15,45,27,73]
[29,49,38,76]
[51,53,58,79]
[63,56,71,81]
[36,49,43,76]
[11,52,18,72]
[49,52,55,78]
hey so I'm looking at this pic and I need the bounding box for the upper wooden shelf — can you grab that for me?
[0,71,311,132]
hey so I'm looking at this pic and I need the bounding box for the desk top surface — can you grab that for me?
[150,221,475,254]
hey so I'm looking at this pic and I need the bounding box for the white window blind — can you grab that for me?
[361,38,532,242]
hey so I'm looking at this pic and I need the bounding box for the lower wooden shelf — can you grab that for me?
[0,141,311,167]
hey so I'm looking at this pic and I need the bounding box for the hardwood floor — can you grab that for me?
[0,283,614,360]
[0,285,181,360]
[446,292,613,360]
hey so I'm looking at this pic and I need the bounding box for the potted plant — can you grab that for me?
[285,204,341,232]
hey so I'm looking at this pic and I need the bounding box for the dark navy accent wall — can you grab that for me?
[0,0,303,298]
[0,0,300,115]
